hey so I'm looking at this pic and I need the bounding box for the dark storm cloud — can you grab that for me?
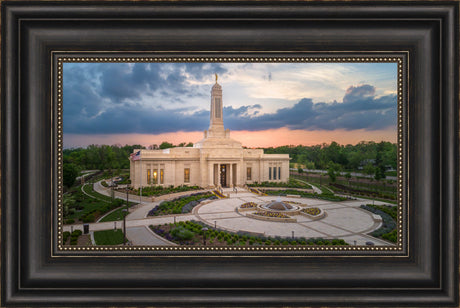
[223,85,396,131]
[63,62,396,134]
[63,62,227,134]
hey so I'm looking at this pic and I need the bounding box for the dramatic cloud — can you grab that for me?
[223,85,396,131]
[63,63,397,135]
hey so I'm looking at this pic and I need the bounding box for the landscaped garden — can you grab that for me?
[63,183,137,224]
[127,185,203,197]
[329,183,396,201]
[147,192,216,216]
[252,211,290,218]
[149,220,349,246]
[301,207,321,216]
[248,179,312,189]
[62,229,91,246]
[240,202,258,209]
[360,204,397,242]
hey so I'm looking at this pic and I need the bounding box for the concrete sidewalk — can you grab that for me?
[126,226,176,246]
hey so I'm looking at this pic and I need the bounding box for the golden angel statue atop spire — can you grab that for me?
[215,73,218,83]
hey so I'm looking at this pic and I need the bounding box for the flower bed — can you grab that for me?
[300,207,325,220]
[212,190,227,199]
[147,192,215,216]
[241,202,258,208]
[246,211,297,223]
[237,202,259,212]
[360,204,397,243]
[149,220,348,246]
[248,187,265,195]
[302,207,320,216]
[126,185,203,197]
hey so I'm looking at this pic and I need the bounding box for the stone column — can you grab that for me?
[218,163,221,187]
[171,161,176,186]
[208,163,213,187]
[259,157,263,182]
[200,154,207,187]
[229,164,233,187]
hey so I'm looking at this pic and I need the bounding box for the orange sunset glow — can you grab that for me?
[64,128,396,149]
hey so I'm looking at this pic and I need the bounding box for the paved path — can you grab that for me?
[69,182,394,246]
[194,194,391,246]
[126,226,176,246]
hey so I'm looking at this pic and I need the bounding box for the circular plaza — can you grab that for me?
[192,189,388,245]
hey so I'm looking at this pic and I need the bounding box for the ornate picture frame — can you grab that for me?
[2,1,458,306]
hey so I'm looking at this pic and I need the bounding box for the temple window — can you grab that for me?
[184,168,190,183]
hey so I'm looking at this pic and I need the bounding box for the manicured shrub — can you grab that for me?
[63,231,71,244]
[82,214,95,223]
[170,226,194,240]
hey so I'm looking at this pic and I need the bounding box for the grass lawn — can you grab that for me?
[248,178,312,189]
[132,185,203,197]
[98,208,127,222]
[63,183,136,224]
[94,229,125,245]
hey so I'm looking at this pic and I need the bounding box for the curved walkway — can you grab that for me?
[66,183,394,246]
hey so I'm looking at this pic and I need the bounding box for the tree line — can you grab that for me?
[63,142,194,172]
[63,140,396,188]
[264,141,397,176]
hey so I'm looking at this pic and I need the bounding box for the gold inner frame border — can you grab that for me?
[54,54,407,255]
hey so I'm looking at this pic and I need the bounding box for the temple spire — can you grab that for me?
[209,74,224,136]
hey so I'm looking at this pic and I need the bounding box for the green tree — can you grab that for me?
[374,142,387,180]
[159,142,174,149]
[363,163,375,176]
[327,168,337,182]
[63,163,79,188]
[298,167,303,174]
[374,167,385,180]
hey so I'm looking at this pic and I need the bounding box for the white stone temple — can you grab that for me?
[130,75,290,189]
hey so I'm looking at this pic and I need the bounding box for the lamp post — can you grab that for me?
[202,227,209,246]
[123,189,129,245]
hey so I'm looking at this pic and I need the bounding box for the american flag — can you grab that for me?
[130,150,141,161]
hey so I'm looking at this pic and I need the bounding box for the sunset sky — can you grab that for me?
[63,62,397,148]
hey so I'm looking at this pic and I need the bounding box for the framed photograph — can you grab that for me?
[2,1,458,307]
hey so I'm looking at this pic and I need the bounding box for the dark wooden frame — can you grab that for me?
[1,1,458,306]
